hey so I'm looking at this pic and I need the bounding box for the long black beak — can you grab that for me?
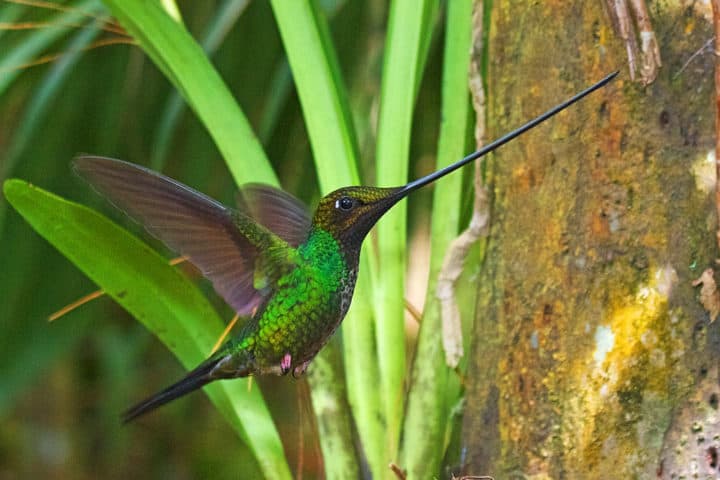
[397,71,618,197]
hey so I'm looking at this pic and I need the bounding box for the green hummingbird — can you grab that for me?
[73,72,616,423]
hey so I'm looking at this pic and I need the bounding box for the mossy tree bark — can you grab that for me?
[461,1,719,477]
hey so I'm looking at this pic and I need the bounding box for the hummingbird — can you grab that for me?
[73,72,616,423]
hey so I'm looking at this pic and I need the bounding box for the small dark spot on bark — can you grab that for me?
[517,374,524,393]
[598,100,608,117]
[681,123,699,146]
[631,253,649,271]
[620,131,628,152]
[710,393,718,409]
[700,364,709,377]
[543,304,553,324]
[659,109,670,127]
[693,323,708,346]
[708,446,718,468]
[592,20,600,42]
[503,299,512,315]
[529,167,537,188]
[617,384,643,410]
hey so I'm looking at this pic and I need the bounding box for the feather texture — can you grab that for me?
[73,156,303,315]
[236,184,311,247]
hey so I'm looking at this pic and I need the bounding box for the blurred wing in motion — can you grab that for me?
[236,183,311,247]
[73,156,306,315]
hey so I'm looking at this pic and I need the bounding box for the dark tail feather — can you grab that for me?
[122,356,226,424]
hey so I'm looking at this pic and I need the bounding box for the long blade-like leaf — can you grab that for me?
[0,0,102,97]
[268,1,378,475]
[0,22,101,233]
[100,0,276,186]
[150,0,251,171]
[373,0,437,462]
[401,0,474,476]
[3,179,292,480]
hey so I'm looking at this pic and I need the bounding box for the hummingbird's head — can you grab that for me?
[311,72,618,258]
[312,186,405,249]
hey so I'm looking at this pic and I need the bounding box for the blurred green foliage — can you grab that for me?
[0,0,476,478]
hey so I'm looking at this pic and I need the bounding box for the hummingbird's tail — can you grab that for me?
[122,353,246,423]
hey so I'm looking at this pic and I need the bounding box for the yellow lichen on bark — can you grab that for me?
[563,264,685,471]
[461,1,717,477]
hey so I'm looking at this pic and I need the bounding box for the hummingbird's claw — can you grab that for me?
[280,353,292,375]
[292,361,310,378]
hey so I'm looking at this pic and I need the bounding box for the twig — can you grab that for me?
[674,38,713,79]
[210,313,239,354]
[609,0,638,81]
[48,289,105,322]
[437,1,489,368]
[629,0,661,85]
[603,0,661,85]
[0,20,122,35]
[404,298,423,324]
[5,0,126,35]
[694,1,720,327]
[48,256,188,321]
[452,476,494,480]
[692,269,720,322]
[712,0,720,250]
[389,462,407,480]
[296,381,304,480]
[0,37,136,75]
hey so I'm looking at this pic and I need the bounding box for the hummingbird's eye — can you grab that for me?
[336,196,354,211]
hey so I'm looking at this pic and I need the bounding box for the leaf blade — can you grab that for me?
[101,0,277,186]
[373,0,437,462]
[269,1,381,476]
[3,179,292,480]
[400,0,474,476]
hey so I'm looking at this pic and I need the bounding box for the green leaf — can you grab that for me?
[257,60,293,144]
[158,0,182,22]
[306,340,360,480]
[149,0,251,171]
[0,22,101,232]
[0,0,103,97]
[101,0,277,186]
[269,0,360,189]
[0,2,26,43]
[3,179,292,480]
[372,0,437,462]
[401,0,474,476]
[269,1,380,476]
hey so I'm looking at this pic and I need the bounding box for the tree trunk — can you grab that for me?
[461,1,718,477]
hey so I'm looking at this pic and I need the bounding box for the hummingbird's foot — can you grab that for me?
[292,361,310,378]
[280,353,292,375]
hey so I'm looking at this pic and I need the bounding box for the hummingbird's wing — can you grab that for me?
[235,184,311,248]
[73,156,305,316]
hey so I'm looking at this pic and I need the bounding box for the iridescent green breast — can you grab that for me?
[236,228,355,373]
